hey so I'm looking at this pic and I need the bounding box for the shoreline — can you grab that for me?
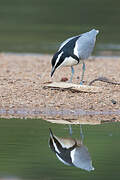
[0,53,120,124]
[4,51,120,58]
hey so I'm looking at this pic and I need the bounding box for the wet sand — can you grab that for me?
[0,53,120,124]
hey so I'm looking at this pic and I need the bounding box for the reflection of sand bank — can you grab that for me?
[0,178,20,180]
[0,53,120,123]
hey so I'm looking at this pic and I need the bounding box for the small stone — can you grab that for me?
[111,99,117,104]
[60,77,68,82]
[89,105,94,109]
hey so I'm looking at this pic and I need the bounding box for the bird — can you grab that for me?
[51,29,99,84]
[48,128,94,171]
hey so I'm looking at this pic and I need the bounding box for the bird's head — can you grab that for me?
[51,51,64,77]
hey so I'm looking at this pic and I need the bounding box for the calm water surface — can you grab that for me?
[0,0,120,54]
[0,119,120,180]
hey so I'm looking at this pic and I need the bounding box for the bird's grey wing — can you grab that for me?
[74,35,95,59]
[71,146,94,171]
[59,35,79,51]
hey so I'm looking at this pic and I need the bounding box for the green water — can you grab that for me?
[0,119,120,180]
[0,0,120,54]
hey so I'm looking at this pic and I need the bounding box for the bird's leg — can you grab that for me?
[68,124,72,136]
[69,66,74,83]
[80,62,85,85]
[80,124,84,142]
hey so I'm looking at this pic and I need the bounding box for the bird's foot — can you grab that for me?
[68,124,72,136]
[80,81,83,85]
[68,79,72,83]
[80,80,85,85]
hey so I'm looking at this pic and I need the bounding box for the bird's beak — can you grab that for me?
[51,68,55,77]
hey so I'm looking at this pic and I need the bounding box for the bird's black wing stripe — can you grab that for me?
[55,52,66,69]
[61,35,80,51]
[53,136,64,153]
[49,137,56,153]
[49,128,65,153]
[57,149,73,165]
[51,51,60,68]
[52,35,81,71]
[58,140,77,165]
[56,141,77,165]
[61,35,81,59]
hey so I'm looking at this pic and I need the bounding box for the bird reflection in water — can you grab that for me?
[48,125,94,171]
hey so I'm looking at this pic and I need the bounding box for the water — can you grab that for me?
[0,119,120,180]
[0,0,120,54]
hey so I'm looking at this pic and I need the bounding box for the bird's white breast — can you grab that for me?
[60,56,78,67]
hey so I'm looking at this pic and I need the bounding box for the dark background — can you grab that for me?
[0,0,120,53]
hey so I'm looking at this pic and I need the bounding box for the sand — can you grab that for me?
[0,53,120,124]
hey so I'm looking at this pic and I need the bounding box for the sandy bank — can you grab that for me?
[0,53,120,124]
